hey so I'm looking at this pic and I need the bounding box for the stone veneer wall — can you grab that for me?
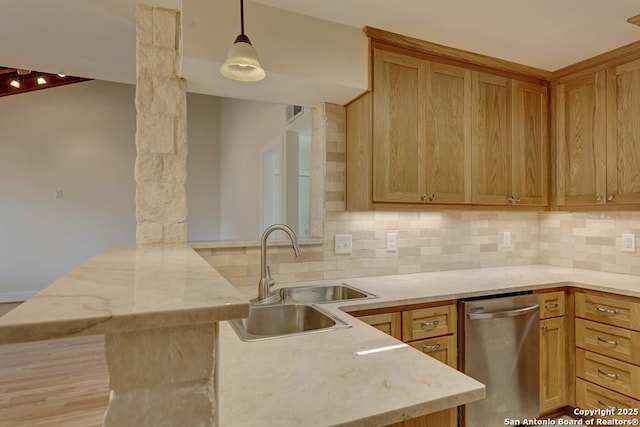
[135,5,188,244]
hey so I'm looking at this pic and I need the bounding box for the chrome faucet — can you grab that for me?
[258,224,303,301]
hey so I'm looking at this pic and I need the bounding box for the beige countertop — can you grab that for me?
[0,244,250,344]
[219,264,640,427]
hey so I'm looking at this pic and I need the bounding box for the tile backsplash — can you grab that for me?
[196,211,640,296]
[540,211,640,275]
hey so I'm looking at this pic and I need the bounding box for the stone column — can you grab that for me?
[103,323,217,427]
[135,4,187,244]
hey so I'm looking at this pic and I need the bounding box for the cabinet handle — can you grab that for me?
[421,193,427,201]
[597,368,620,379]
[422,343,441,352]
[420,320,439,329]
[541,325,548,331]
[545,303,559,309]
[597,399,616,411]
[596,306,618,315]
[597,336,620,346]
[507,195,521,204]
[596,195,603,202]
[607,195,614,201]
[429,193,436,201]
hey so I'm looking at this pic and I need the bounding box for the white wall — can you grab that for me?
[186,94,222,241]
[0,80,223,300]
[219,98,286,239]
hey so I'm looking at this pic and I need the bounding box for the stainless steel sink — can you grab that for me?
[278,283,377,304]
[229,303,350,341]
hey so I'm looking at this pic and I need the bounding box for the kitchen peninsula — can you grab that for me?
[0,245,250,427]
[0,245,486,427]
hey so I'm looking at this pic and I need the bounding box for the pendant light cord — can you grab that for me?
[240,0,245,35]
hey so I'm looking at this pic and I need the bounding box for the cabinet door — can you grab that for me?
[373,49,427,203]
[556,71,607,206]
[472,72,511,204]
[357,312,402,340]
[511,81,548,206]
[606,58,640,205]
[540,317,566,413]
[425,62,472,204]
[408,334,457,367]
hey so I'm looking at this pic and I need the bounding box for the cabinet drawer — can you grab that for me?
[539,291,566,319]
[402,304,456,341]
[576,378,640,420]
[577,349,640,400]
[575,318,640,364]
[358,312,402,340]
[408,334,457,368]
[576,292,640,331]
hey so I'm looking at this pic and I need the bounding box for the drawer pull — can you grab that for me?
[421,320,439,329]
[597,368,620,380]
[597,336,620,346]
[596,305,618,315]
[422,343,441,352]
[541,325,548,331]
[545,303,559,309]
[597,399,617,411]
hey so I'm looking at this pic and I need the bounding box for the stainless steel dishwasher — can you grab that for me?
[459,293,540,427]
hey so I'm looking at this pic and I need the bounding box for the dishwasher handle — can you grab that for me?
[467,304,539,320]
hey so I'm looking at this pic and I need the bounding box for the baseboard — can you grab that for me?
[0,291,37,303]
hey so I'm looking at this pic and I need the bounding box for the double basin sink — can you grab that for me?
[229,283,377,341]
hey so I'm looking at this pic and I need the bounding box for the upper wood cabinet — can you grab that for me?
[511,80,549,206]
[555,71,607,206]
[425,62,472,204]
[606,58,640,206]
[555,57,640,207]
[372,49,427,203]
[349,45,548,210]
[372,49,471,204]
[472,72,511,204]
[472,74,548,205]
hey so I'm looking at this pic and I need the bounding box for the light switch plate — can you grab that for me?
[386,232,398,252]
[622,234,636,252]
[335,234,352,254]
[503,231,511,248]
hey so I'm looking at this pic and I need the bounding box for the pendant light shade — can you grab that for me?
[220,0,265,82]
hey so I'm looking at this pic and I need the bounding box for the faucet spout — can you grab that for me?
[258,224,303,301]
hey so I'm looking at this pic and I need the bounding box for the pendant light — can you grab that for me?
[220,0,265,82]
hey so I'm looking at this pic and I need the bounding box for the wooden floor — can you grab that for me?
[0,303,109,426]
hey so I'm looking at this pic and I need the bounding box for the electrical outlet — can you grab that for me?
[503,231,511,248]
[55,189,63,199]
[622,234,636,253]
[386,232,398,252]
[334,234,352,254]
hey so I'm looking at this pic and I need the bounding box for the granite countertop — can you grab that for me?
[0,244,250,344]
[219,264,640,427]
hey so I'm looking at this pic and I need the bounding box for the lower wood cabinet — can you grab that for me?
[350,301,457,427]
[357,312,402,340]
[576,379,640,421]
[540,316,566,412]
[575,289,640,423]
[536,290,568,414]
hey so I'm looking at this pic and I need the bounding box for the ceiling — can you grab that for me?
[2,0,639,104]
[254,0,640,72]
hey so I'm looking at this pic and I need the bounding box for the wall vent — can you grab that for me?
[286,105,303,124]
